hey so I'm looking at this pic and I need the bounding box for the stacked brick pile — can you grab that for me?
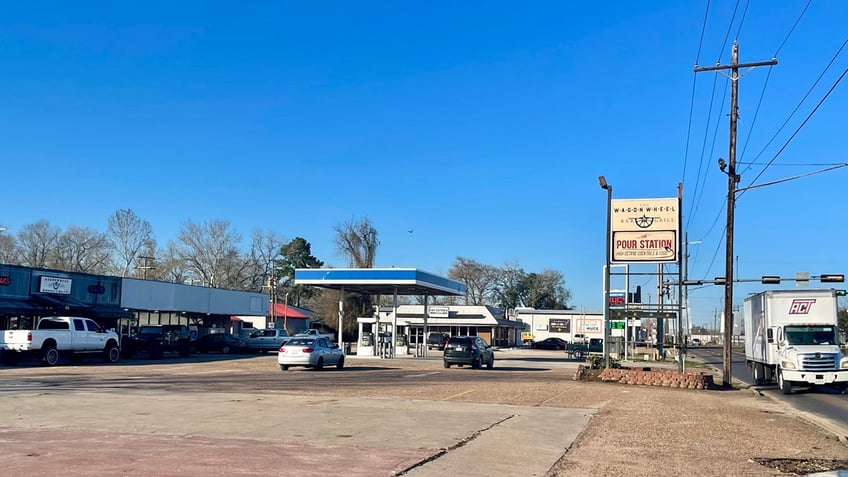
[575,365,715,390]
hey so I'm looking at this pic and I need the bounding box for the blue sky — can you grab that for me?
[2,2,847,326]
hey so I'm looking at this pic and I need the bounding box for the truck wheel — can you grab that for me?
[574,350,584,360]
[778,369,792,394]
[103,342,120,363]
[753,362,765,385]
[444,361,451,368]
[42,344,60,366]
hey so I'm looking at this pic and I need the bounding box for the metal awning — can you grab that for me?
[0,298,39,315]
[294,268,466,296]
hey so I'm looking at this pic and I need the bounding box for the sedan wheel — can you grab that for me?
[280,364,289,371]
[222,345,231,354]
[315,357,324,370]
[336,356,345,369]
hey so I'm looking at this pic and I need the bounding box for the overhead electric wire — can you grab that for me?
[686,0,740,230]
[683,0,712,182]
[740,66,848,198]
[741,37,848,185]
[773,0,812,58]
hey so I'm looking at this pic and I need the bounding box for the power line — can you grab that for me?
[740,66,848,198]
[773,0,812,58]
[741,37,848,182]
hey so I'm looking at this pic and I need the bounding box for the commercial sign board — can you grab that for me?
[610,197,679,263]
[39,276,72,295]
[428,306,450,318]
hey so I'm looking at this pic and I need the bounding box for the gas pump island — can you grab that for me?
[293,268,466,358]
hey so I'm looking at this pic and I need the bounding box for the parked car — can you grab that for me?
[277,337,344,371]
[443,336,494,369]
[531,337,568,350]
[690,338,702,347]
[194,333,246,354]
[427,332,449,351]
[121,325,192,359]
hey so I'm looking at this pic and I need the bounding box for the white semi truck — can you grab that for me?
[744,289,848,394]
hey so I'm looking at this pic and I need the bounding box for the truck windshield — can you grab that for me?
[784,326,838,346]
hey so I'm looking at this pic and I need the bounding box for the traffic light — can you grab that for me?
[836,290,847,297]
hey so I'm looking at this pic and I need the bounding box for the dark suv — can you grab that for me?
[122,325,193,359]
[443,336,494,369]
[427,332,449,351]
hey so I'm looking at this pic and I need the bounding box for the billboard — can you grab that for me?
[610,197,679,263]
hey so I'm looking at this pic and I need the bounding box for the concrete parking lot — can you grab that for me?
[1,349,847,476]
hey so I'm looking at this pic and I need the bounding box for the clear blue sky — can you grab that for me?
[2,2,847,327]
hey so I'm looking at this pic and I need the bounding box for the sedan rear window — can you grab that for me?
[286,338,314,346]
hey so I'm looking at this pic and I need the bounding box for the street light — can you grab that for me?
[599,176,612,369]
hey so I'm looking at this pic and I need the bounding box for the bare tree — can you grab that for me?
[334,217,379,268]
[107,209,154,277]
[242,229,286,292]
[448,256,500,305]
[0,230,21,264]
[53,226,113,273]
[174,219,245,289]
[16,220,60,268]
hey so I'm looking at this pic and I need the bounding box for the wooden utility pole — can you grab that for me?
[695,43,776,387]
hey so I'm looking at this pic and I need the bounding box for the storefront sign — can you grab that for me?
[549,319,571,333]
[428,306,449,318]
[39,276,72,295]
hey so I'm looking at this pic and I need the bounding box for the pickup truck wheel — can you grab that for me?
[42,344,60,366]
[573,350,584,360]
[103,342,120,363]
[778,368,793,394]
[444,361,451,368]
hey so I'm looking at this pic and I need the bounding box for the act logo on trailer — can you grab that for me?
[788,299,816,314]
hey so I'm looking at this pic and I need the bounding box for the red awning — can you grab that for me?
[271,303,310,319]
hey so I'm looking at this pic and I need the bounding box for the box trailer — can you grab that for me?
[744,289,848,394]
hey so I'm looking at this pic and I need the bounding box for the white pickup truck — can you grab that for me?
[0,316,121,366]
[294,329,335,341]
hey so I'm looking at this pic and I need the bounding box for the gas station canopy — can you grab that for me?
[294,268,466,296]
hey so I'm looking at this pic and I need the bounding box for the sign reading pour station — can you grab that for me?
[610,197,679,264]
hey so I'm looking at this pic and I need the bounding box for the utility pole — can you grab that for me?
[695,43,776,387]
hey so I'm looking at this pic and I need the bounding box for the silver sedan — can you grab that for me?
[277,337,345,371]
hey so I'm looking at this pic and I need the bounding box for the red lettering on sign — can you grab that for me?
[0,276,10,286]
